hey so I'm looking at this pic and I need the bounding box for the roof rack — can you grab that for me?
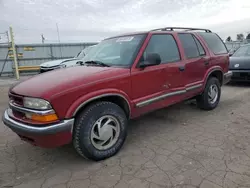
[150,27,212,33]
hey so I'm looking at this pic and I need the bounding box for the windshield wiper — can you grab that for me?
[83,60,110,67]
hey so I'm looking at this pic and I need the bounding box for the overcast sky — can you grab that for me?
[0,0,250,44]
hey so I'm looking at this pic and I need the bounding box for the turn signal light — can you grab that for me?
[26,113,58,122]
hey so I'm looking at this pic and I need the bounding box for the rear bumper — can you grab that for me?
[223,71,233,84]
[2,109,74,148]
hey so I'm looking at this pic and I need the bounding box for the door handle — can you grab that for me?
[204,61,209,66]
[179,66,185,71]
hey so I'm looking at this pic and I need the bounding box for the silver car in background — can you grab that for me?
[39,45,96,73]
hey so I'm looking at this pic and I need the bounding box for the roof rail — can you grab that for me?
[150,27,212,33]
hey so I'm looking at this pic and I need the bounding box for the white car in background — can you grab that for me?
[39,45,96,73]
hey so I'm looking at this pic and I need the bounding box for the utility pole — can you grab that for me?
[9,26,19,80]
[56,23,63,57]
[41,34,45,44]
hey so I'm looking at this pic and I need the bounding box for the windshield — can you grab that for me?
[75,46,95,59]
[225,43,232,51]
[81,34,145,67]
[232,45,250,57]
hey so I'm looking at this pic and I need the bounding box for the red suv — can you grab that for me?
[3,27,232,161]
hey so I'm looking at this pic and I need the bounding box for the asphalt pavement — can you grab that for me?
[0,81,250,188]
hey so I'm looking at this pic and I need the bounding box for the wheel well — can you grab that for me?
[208,70,223,86]
[74,95,130,119]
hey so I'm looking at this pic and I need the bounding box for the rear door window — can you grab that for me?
[198,32,228,55]
[193,36,206,56]
[178,33,200,59]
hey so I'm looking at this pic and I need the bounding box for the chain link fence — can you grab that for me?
[0,42,97,76]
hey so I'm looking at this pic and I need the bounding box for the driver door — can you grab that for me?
[130,34,184,116]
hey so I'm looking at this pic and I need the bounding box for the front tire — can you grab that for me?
[196,77,221,110]
[73,101,128,161]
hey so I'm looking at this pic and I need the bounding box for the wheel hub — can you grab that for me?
[99,123,113,141]
[91,115,120,150]
[208,84,218,104]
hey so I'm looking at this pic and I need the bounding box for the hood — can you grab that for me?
[229,56,250,70]
[11,66,129,99]
[40,58,76,67]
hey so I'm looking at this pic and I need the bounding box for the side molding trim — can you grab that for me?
[136,84,202,108]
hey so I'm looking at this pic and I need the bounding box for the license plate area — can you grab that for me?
[232,71,250,80]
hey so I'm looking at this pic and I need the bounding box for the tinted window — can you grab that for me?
[232,45,250,57]
[193,36,205,56]
[198,32,228,55]
[142,34,180,63]
[178,33,200,59]
[225,43,233,51]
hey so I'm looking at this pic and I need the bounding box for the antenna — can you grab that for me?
[56,23,61,43]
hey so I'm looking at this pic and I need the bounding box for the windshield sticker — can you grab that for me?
[116,36,134,42]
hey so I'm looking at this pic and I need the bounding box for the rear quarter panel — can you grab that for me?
[195,33,229,74]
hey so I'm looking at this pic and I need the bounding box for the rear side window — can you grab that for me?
[198,32,228,55]
[178,33,200,59]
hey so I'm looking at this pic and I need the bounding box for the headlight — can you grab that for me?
[59,64,67,68]
[23,97,52,110]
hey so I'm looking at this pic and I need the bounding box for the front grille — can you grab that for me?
[8,93,26,119]
[232,72,250,80]
[12,110,25,119]
[9,92,23,106]
[40,69,51,73]
[40,66,58,73]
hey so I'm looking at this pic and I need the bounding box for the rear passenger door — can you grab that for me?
[178,33,209,86]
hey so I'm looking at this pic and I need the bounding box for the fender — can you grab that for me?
[202,66,223,89]
[65,88,133,119]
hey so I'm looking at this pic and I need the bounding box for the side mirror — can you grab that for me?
[229,53,233,57]
[139,53,161,68]
[200,52,206,56]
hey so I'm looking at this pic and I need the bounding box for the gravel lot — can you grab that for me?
[1,83,250,188]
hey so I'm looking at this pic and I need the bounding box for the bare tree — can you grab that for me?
[226,36,232,42]
[236,33,244,41]
[246,33,250,40]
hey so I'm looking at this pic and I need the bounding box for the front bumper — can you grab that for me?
[40,66,60,73]
[40,68,55,73]
[223,71,233,84]
[2,109,74,147]
[230,70,250,82]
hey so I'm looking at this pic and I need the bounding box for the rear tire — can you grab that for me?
[73,101,128,161]
[196,77,221,110]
